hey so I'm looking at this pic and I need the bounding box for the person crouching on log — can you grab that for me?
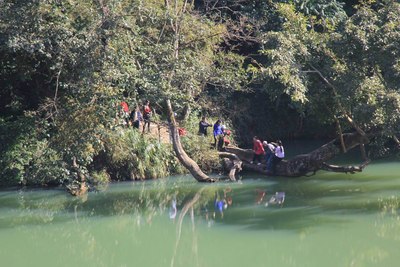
[263,140,275,171]
[250,136,265,165]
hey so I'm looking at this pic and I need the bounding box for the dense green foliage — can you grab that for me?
[0,0,399,187]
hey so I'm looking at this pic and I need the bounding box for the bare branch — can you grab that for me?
[308,64,369,142]
[157,12,168,44]
[53,59,64,117]
[321,159,370,173]
[393,135,400,146]
[334,115,347,153]
[359,143,368,161]
[179,31,225,49]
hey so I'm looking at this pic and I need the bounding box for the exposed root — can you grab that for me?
[219,152,243,181]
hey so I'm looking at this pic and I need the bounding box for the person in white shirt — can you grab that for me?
[272,140,284,175]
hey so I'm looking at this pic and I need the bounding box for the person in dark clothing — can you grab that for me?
[198,116,212,136]
[130,105,142,129]
[263,141,276,171]
[142,100,152,134]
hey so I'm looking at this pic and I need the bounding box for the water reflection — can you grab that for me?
[1,174,399,231]
[0,180,399,232]
[0,169,400,267]
[254,189,285,207]
[265,192,285,207]
[212,187,232,219]
[169,198,177,220]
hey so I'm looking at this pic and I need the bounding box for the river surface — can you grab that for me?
[0,159,399,267]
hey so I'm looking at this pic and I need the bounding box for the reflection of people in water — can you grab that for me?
[203,206,214,227]
[213,187,232,219]
[265,192,285,207]
[169,199,177,220]
[255,189,266,205]
[254,189,285,207]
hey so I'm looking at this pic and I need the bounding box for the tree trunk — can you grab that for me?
[225,131,371,177]
[181,104,191,121]
[166,99,215,182]
[67,157,88,196]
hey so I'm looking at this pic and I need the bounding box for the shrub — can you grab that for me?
[100,128,183,180]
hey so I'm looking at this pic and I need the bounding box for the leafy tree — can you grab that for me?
[1,0,399,186]
[255,2,400,152]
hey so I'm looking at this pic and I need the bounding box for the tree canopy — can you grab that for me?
[0,0,399,187]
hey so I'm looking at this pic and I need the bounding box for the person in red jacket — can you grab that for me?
[119,101,130,127]
[250,136,265,165]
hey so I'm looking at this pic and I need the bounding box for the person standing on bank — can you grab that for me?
[198,116,212,136]
[251,136,265,165]
[130,105,142,129]
[119,101,130,127]
[271,140,284,175]
[213,120,223,148]
[142,100,152,134]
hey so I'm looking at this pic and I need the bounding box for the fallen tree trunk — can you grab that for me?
[166,99,215,182]
[225,131,371,177]
[167,100,369,179]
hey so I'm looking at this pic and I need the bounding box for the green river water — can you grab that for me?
[0,159,399,267]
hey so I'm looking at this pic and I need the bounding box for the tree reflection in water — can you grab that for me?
[169,185,233,267]
[2,175,400,267]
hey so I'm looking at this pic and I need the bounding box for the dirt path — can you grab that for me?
[142,122,171,143]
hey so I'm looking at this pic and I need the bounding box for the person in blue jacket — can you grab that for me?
[213,119,223,148]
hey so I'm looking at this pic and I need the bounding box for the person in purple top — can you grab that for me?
[213,119,223,148]
[213,188,232,219]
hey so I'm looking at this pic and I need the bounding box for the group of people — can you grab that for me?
[199,117,285,174]
[123,106,284,174]
[198,117,231,151]
[251,136,285,175]
[119,100,152,134]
